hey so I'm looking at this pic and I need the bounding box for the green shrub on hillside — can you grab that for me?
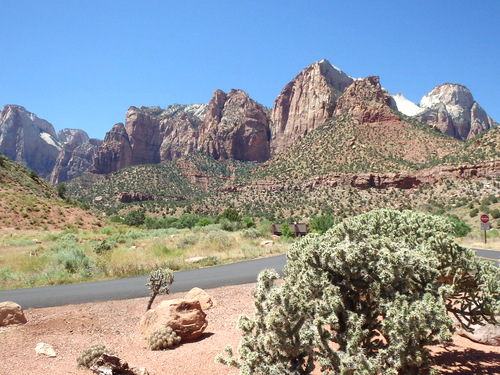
[446,214,471,237]
[218,209,500,375]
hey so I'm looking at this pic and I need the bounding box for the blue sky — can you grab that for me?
[1,0,499,140]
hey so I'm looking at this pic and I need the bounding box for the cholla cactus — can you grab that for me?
[146,268,174,311]
[148,327,182,350]
[218,209,500,375]
[76,344,116,368]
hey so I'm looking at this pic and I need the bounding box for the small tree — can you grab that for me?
[220,208,241,222]
[123,210,145,227]
[146,268,174,311]
[218,209,500,374]
[309,214,337,234]
[56,183,67,198]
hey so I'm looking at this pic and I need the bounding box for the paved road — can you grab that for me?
[1,248,498,310]
[0,254,286,309]
[474,247,500,267]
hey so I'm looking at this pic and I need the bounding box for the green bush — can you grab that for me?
[280,222,294,238]
[446,215,471,237]
[469,208,479,217]
[491,209,500,219]
[309,214,337,234]
[93,239,118,254]
[220,208,241,222]
[218,209,500,375]
[123,210,145,227]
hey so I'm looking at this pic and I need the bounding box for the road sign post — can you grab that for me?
[480,214,490,243]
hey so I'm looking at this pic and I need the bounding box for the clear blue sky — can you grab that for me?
[1,0,499,140]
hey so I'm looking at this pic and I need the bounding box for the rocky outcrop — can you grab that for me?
[139,298,208,341]
[48,129,102,184]
[92,105,205,174]
[91,123,132,174]
[125,105,202,165]
[417,83,496,140]
[334,76,399,122]
[0,301,27,326]
[0,105,62,178]
[270,59,354,155]
[221,160,500,192]
[198,89,270,162]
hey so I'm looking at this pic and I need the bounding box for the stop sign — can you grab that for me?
[480,214,490,224]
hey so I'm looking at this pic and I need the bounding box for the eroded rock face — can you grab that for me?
[49,129,102,184]
[198,89,270,162]
[139,298,207,341]
[0,301,27,326]
[418,83,496,140]
[0,105,62,178]
[91,123,133,174]
[92,105,205,174]
[222,160,500,192]
[333,76,399,123]
[270,59,354,155]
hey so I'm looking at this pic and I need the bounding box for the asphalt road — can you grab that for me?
[1,248,498,310]
[0,254,287,309]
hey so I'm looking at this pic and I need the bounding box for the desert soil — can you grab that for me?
[1,282,499,375]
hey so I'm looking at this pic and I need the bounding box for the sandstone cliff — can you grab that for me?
[91,123,132,174]
[0,105,62,178]
[333,76,399,122]
[197,89,270,162]
[270,59,354,155]
[222,160,500,192]
[48,129,102,184]
[92,104,205,174]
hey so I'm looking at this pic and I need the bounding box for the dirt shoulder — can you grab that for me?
[1,282,499,375]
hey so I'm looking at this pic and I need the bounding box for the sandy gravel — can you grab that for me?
[1,282,499,375]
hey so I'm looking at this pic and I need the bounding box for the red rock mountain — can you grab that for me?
[48,129,102,184]
[92,90,270,174]
[198,89,270,162]
[333,76,399,122]
[270,59,354,155]
[2,60,498,182]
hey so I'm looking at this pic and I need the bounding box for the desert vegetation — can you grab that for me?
[218,210,500,374]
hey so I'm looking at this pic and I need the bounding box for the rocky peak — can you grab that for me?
[333,76,399,122]
[270,60,354,155]
[91,123,132,174]
[197,89,270,162]
[0,105,61,177]
[57,128,90,148]
[417,83,495,139]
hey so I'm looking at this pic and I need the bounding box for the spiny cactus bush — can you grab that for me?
[76,344,116,368]
[217,209,500,375]
[148,326,182,350]
[146,267,174,311]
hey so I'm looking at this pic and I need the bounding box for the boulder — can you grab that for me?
[260,240,274,247]
[139,298,207,341]
[184,287,216,310]
[184,256,206,264]
[0,301,27,326]
[456,320,500,346]
[35,342,57,357]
